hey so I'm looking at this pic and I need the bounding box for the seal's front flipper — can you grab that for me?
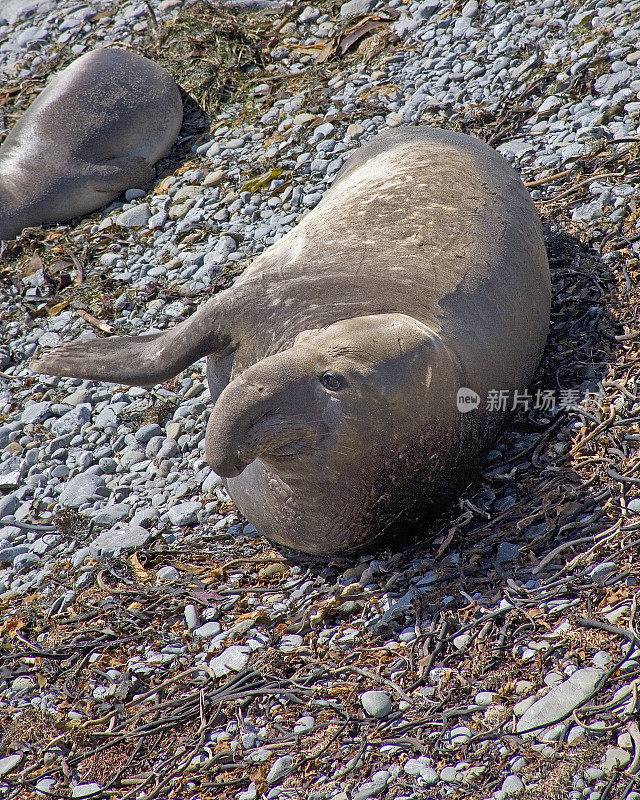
[31,298,236,387]
[91,156,155,194]
[31,332,171,386]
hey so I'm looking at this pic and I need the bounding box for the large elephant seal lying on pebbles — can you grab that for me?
[0,47,182,241]
[32,127,550,555]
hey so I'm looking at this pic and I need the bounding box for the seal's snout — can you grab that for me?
[205,376,267,478]
[207,454,249,479]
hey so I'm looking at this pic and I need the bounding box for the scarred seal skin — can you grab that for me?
[31,127,551,555]
[0,46,183,241]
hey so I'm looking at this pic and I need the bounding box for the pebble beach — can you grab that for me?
[1,0,640,798]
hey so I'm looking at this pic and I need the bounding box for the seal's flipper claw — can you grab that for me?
[30,332,171,387]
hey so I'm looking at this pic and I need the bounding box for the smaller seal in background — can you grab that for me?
[0,46,183,241]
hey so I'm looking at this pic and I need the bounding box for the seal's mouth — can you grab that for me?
[211,452,252,478]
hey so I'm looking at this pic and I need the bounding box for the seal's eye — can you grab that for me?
[320,371,344,391]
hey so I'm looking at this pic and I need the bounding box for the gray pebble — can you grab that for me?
[136,423,163,443]
[50,405,91,437]
[89,524,151,555]
[72,547,92,568]
[194,621,221,639]
[116,204,151,228]
[497,542,519,562]
[360,690,392,718]
[76,571,95,591]
[184,603,200,629]
[210,645,250,676]
[168,501,201,526]
[517,668,604,734]
[502,774,525,795]
[21,402,52,425]
[0,753,22,778]
[440,766,458,783]
[0,494,19,520]
[266,755,294,786]
[91,503,131,528]
[71,784,103,799]
[589,562,617,584]
[131,508,159,528]
[293,714,315,734]
[157,565,180,582]
[59,475,108,508]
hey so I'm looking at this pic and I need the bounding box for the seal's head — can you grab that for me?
[205,313,462,553]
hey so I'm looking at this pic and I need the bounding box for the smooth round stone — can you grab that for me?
[91,503,131,528]
[591,651,610,668]
[360,690,392,718]
[444,725,471,747]
[241,733,257,750]
[157,439,179,459]
[279,634,303,652]
[194,621,221,639]
[59,474,108,508]
[184,603,200,629]
[168,501,201,526]
[474,691,496,707]
[156,565,180,582]
[627,498,640,514]
[453,632,471,649]
[12,677,34,691]
[399,626,416,642]
[145,436,165,457]
[36,779,57,794]
[293,715,315,735]
[266,755,293,786]
[502,774,525,795]
[588,562,617,583]
[510,756,527,773]
[89,525,151,555]
[71,784,104,798]
[440,766,459,783]
[116,204,151,228]
[602,747,630,772]
[62,388,92,406]
[135,423,163,443]
[0,754,22,778]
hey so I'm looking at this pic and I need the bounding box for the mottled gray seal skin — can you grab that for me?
[31,127,551,555]
[0,47,183,241]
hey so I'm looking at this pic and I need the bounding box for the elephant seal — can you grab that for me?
[0,47,183,241]
[31,127,550,555]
